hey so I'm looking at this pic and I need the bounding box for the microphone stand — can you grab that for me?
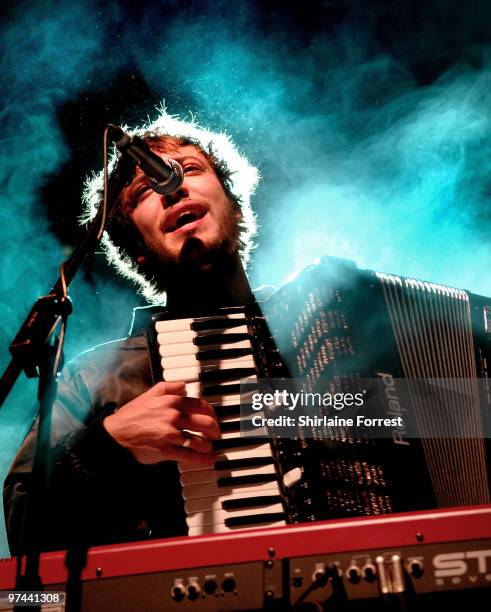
[0,144,136,611]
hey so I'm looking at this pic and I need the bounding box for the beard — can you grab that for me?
[139,213,241,294]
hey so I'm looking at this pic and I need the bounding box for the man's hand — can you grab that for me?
[103,381,220,465]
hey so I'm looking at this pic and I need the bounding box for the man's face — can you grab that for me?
[128,142,240,269]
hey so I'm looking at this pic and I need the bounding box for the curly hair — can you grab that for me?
[81,106,259,303]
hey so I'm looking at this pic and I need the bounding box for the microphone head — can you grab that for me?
[107,124,129,147]
[149,158,184,195]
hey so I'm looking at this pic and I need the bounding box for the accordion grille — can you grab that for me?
[376,272,490,507]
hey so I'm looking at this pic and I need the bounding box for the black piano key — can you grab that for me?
[191,318,247,331]
[220,418,256,434]
[215,404,241,417]
[220,420,241,434]
[200,367,256,383]
[222,494,282,510]
[202,383,243,396]
[194,333,250,347]
[224,512,286,528]
[217,473,278,487]
[213,437,265,451]
[215,457,275,470]
[197,347,252,361]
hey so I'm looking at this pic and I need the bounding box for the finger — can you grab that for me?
[176,413,221,440]
[146,381,186,397]
[168,430,215,454]
[168,396,217,419]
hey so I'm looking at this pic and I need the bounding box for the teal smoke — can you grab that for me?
[127,4,491,292]
[0,1,126,555]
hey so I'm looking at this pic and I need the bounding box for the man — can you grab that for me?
[4,108,262,553]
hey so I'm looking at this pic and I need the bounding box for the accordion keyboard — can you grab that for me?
[153,311,287,536]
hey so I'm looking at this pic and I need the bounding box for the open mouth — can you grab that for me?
[165,204,207,233]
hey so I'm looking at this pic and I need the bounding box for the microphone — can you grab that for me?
[107,124,184,195]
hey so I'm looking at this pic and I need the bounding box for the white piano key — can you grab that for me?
[156,317,196,332]
[162,358,256,380]
[159,342,200,357]
[160,353,197,368]
[209,393,257,408]
[182,479,281,500]
[216,443,274,461]
[157,325,249,345]
[159,339,252,358]
[163,366,199,382]
[180,464,277,486]
[157,330,194,345]
[179,443,273,473]
[160,353,253,369]
[217,413,242,424]
[219,424,261,437]
[184,488,281,513]
[220,428,267,439]
[188,520,286,536]
[208,395,241,406]
[218,411,260,423]
[186,503,284,528]
[201,356,255,371]
[185,382,201,397]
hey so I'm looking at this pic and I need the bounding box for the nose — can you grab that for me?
[162,184,189,208]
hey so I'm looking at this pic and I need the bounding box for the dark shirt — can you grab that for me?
[3,307,187,554]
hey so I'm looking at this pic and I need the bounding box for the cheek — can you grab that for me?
[131,206,159,238]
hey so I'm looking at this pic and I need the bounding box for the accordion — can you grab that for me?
[147,256,491,535]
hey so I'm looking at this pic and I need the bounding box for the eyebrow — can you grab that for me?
[167,153,208,165]
[120,171,150,207]
[129,171,149,191]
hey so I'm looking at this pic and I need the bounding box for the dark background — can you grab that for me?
[1,0,491,554]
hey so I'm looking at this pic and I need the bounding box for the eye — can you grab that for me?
[182,163,202,174]
[133,184,151,205]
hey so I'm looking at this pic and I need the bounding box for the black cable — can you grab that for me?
[293,568,329,609]
[97,127,110,241]
[52,263,69,377]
